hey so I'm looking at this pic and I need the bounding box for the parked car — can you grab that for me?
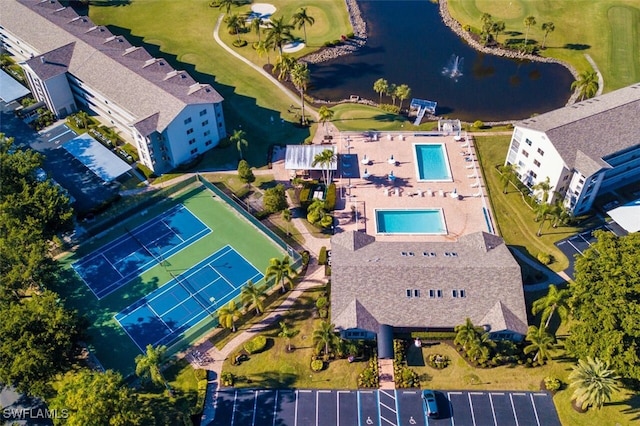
[422,389,439,419]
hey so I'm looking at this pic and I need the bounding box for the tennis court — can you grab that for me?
[115,245,264,351]
[72,204,210,299]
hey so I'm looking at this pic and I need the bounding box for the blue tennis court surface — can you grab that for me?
[115,245,264,351]
[73,205,210,299]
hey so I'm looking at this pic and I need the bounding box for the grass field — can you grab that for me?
[57,182,287,374]
[448,0,640,92]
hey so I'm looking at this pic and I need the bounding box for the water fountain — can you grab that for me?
[442,54,464,80]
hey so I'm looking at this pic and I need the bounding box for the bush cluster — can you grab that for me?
[537,252,552,265]
[310,359,324,372]
[544,376,562,392]
[318,246,328,265]
[409,331,457,340]
[379,104,400,114]
[426,354,450,369]
[357,352,379,388]
[243,335,267,354]
[393,339,420,388]
[324,183,337,211]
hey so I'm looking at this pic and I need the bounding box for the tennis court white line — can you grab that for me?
[113,314,146,353]
[146,302,174,333]
[100,253,125,279]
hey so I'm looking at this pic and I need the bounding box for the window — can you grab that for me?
[201,120,209,127]
[530,171,538,179]
[460,290,466,298]
[452,290,458,298]
[578,178,585,184]
[186,128,194,135]
[436,290,443,298]
[414,289,420,298]
[533,159,541,167]
[199,109,207,116]
[521,149,529,158]
[518,161,525,168]
[525,138,532,146]
[188,138,196,145]
[408,252,415,257]
[563,175,569,181]
[537,148,545,156]
[205,140,213,146]
[190,148,198,154]
[401,252,407,257]
[406,289,412,298]
[429,290,435,298]
[184,117,192,125]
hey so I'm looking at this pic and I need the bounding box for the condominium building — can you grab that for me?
[505,83,640,215]
[0,0,226,174]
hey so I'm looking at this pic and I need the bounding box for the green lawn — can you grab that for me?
[221,287,366,389]
[448,0,640,91]
[57,183,286,375]
[330,103,439,132]
[474,134,600,272]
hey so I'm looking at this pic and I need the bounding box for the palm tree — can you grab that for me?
[524,325,555,364]
[264,16,295,55]
[523,15,536,48]
[387,83,397,106]
[532,284,570,330]
[541,22,555,49]
[273,53,296,81]
[312,148,336,184]
[135,344,169,389]
[290,61,310,126]
[218,0,236,14]
[454,318,480,350]
[313,320,337,356]
[571,70,599,101]
[532,176,553,203]
[230,128,248,160]
[292,7,315,44]
[534,202,553,237]
[224,13,245,44]
[265,256,297,293]
[250,16,264,43]
[549,202,572,228]
[498,163,518,194]
[218,300,240,332]
[492,21,506,44]
[466,333,494,364]
[306,198,332,228]
[76,111,90,129]
[318,106,334,133]
[569,357,620,410]
[395,84,411,111]
[281,208,292,236]
[278,321,297,351]
[240,279,266,315]
[255,40,270,66]
[373,78,388,106]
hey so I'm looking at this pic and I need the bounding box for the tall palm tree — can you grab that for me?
[218,301,240,332]
[454,318,480,350]
[541,22,555,49]
[224,13,245,43]
[278,321,297,351]
[306,198,332,228]
[255,40,270,66]
[135,344,169,389]
[532,284,570,330]
[571,71,599,101]
[523,15,536,48]
[549,202,572,228]
[466,333,494,364]
[76,111,90,129]
[218,0,236,14]
[250,16,264,43]
[534,202,553,237]
[281,208,292,236]
[292,7,315,44]
[290,61,310,126]
[312,148,336,184]
[491,21,506,44]
[230,128,248,160]
[265,256,297,293]
[318,106,334,133]
[395,84,411,111]
[240,279,266,315]
[569,357,620,410]
[524,325,555,364]
[387,83,397,106]
[273,53,296,81]
[373,78,388,106]
[313,320,337,356]
[498,163,518,194]
[264,16,294,55]
[532,176,553,203]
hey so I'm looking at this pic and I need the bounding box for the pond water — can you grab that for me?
[307,0,574,121]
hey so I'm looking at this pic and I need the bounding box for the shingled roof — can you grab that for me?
[516,83,640,176]
[330,231,528,335]
[2,0,223,133]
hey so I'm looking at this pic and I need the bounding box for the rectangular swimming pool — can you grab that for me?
[413,144,452,181]
[375,209,447,234]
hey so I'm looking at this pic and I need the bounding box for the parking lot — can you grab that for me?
[555,223,624,279]
[210,389,560,426]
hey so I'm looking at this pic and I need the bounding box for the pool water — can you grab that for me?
[375,209,447,234]
[414,144,452,181]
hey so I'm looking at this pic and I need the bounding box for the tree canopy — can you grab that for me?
[566,231,640,382]
[0,291,83,396]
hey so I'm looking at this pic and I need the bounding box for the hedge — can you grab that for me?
[324,183,337,211]
[409,331,457,340]
[318,246,328,265]
[243,335,267,354]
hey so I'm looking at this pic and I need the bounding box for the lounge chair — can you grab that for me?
[383,188,390,196]
[470,181,480,188]
[417,189,423,197]
[439,189,445,197]
[466,164,475,169]
[467,172,477,178]
[473,191,482,197]
[426,188,433,197]
[394,187,400,196]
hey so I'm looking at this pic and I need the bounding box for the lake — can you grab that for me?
[307,0,574,121]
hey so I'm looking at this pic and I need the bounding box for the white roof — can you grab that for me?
[0,69,30,102]
[62,133,131,182]
[608,199,640,233]
[284,145,337,170]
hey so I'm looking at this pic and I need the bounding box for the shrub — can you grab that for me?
[220,372,234,387]
[324,183,337,211]
[237,160,255,184]
[323,41,335,47]
[409,331,457,340]
[346,32,354,38]
[426,354,451,369]
[316,296,328,309]
[136,164,157,180]
[263,184,288,213]
[318,247,328,265]
[472,120,485,129]
[232,40,248,48]
[301,251,310,267]
[299,187,311,204]
[357,351,379,388]
[318,308,328,319]
[537,252,552,265]
[243,335,267,354]
[310,359,324,372]
[379,104,400,114]
[544,376,562,392]
[194,368,208,381]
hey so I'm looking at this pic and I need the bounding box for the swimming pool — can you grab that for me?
[375,209,447,234]
[413,144,452,181]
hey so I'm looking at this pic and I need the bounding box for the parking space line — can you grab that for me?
[380,416,396,426]
[448,392,459,426]
[488,393,498,426]
[231,390,238,426]
[566,239,583,255]
[272,390,278,426]
[377,390,382,426]
[316,390,330,426]
[530,394,541,426]
[379,401,396,413]
[509,394,520,426]
[468,393,477,426]
[394,390,401,426]
[295,390,299,426]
